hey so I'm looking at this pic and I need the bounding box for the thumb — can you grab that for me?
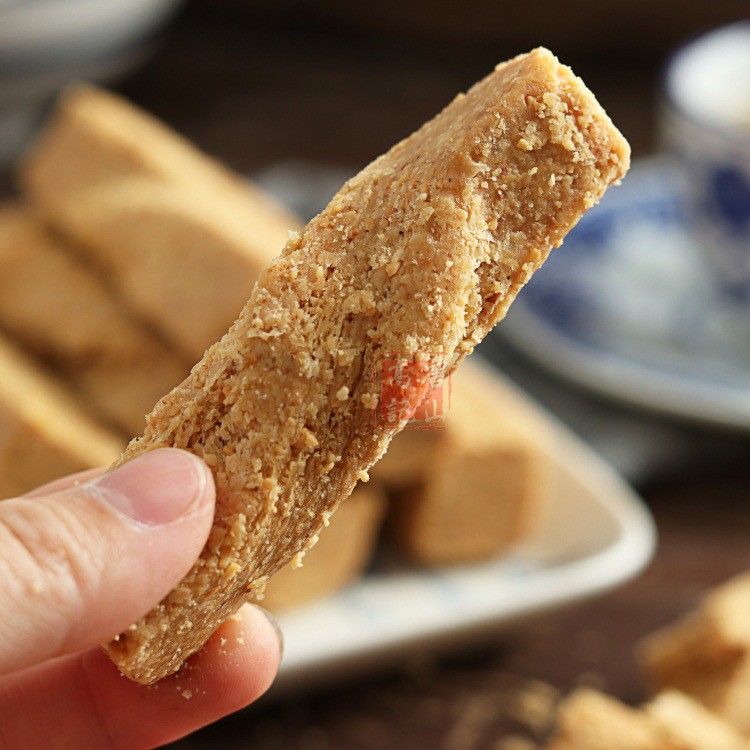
[0,448,215,677]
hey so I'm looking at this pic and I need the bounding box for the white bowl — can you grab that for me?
[0,0,183,68]
[0,0,184,165]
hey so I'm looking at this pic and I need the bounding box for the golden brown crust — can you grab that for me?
[105,48,629,683]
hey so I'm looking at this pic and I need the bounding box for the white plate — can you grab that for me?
[0,0,183,67]
[500,158,750,432]
[272,363,655,690]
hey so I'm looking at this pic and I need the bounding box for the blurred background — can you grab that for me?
[2,0,750,747]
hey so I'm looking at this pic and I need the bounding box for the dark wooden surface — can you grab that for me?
[116,2,664,173]
[23,3,750,746]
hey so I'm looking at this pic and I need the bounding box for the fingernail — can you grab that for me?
[251,604,284,660]
[90,449,210,525]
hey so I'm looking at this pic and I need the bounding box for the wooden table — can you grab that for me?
[30,4,750,746]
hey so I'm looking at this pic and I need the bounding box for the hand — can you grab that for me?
[0,449,281,749]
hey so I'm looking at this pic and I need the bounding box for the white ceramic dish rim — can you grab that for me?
[0,0,183,55]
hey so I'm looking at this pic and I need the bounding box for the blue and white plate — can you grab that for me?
[501,158,750,431]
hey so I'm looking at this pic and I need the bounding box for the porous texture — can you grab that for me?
[20,85,301,360]
[0,204,188,436]
[105,48,630,683]
[0,335,123,498]
[640,572,750,735]
[387,361,550,565]
[260,484,385,612]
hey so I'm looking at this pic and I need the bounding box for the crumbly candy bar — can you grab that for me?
[640,572,750,735]
[0,204,187,435]
[546,688,667,750]
[104,47,629,683]
[0,335,123,498]
[645,691,750,750]
[260,484,385,612]
[387,362,549,564]
[546,688,749,749]
[20,85,301,360]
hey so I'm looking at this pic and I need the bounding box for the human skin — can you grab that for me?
[0,449,281,750]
